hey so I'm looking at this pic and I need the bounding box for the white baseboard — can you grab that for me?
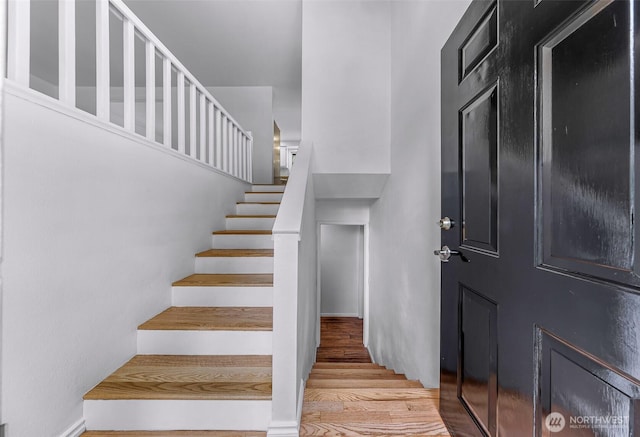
[320,313,359,317]
[266,421,299,437]
[266,380,305,437]
[367,345,376,364]
[297,378,306,425]
[59,419,85,437]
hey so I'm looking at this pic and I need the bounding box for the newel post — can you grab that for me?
[268,232,300,437]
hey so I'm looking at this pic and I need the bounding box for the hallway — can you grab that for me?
[299,318,450,435]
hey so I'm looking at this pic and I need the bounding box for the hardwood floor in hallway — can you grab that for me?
[300,317,450,435]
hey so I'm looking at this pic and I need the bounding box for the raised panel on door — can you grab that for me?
[535,328,640,437]
[538,0,640,288]
[460,84,499,255]
[459,286,498,436]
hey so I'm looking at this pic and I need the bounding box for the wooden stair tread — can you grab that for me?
[309,369,404,379]
[173,274,273,287]
[226,215,277,218]
[306,379,423,389]
[244,191,283,194]
[237,202,281,205]
[84,355,272,400]
[138,307,272,331]
[196,249,274,257]
[82,432,266,437]
[303,388,439,402]
[312,362,384,368]
[212,230,272,235]
[299,422,448,435]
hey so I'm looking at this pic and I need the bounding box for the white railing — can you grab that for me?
[6,0,253,182]
[271,141,317,434]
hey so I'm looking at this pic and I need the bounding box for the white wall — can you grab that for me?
[368,0,470,387]
[207,86,274,184]
[301,0,390,175]
[1,89,248,436]
[320,225,363,317]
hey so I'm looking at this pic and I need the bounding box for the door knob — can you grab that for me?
[434,245,470,263]
[438,217,455,230]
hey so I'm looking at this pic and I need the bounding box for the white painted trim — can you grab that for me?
[137,330,273,355]
[177,71,186,153]
[7,0,29,85]
[266,378,305,436]
[4,80,251,185]
[84,399,271,430]
[320,313,359,317]
[95,0,109,120]
[162,56,172,147]
[122,18,135,130]
[297,378,306,426]
[267,422,299,437]
[189,82,197,158]
[367,345,376,364]
[194,256,273,274]
[59,419,85,437]
[363,223,370,347]
[145,39,156,141]
[172,286,273,307]
[315,222,322,348]
[59,0,76,105]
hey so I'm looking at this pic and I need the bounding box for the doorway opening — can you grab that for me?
[317,224,369,363]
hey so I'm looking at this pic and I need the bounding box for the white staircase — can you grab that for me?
[83,185,285,433]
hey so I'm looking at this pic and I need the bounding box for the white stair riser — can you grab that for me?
[137,330,272,355]
[211,234,274,249]
[172,286,273,307]
[84,399,271,431]
[244,192,283,202]
[226,217,275,230]
[251,185,285,192]
[237,203,280,215]
[195,257,273,274]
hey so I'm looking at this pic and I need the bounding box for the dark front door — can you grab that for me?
[440,1,640,436]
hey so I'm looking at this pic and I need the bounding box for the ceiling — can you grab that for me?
[122,0,303,141]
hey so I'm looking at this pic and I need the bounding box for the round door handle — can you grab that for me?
[438,217,455,230]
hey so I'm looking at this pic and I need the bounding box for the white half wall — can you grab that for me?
[207,86,274,184]
[368,0,471,387]
[1,88,248,436]
[320,225,364,317]
[301,0,391,175]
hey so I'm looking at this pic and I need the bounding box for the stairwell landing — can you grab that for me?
[82,184,285,434]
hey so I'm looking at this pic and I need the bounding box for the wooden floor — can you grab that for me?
[172,274,273,287]
[84,355,272,401]
[316,317,372,363]
[299,317,450,436]
[138,307,272,331]
[195,249,274,257]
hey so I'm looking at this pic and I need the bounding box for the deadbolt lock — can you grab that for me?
[438,217,455,230]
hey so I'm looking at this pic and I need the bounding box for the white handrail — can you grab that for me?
[6,0,253,183]
[272,142,313,236]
